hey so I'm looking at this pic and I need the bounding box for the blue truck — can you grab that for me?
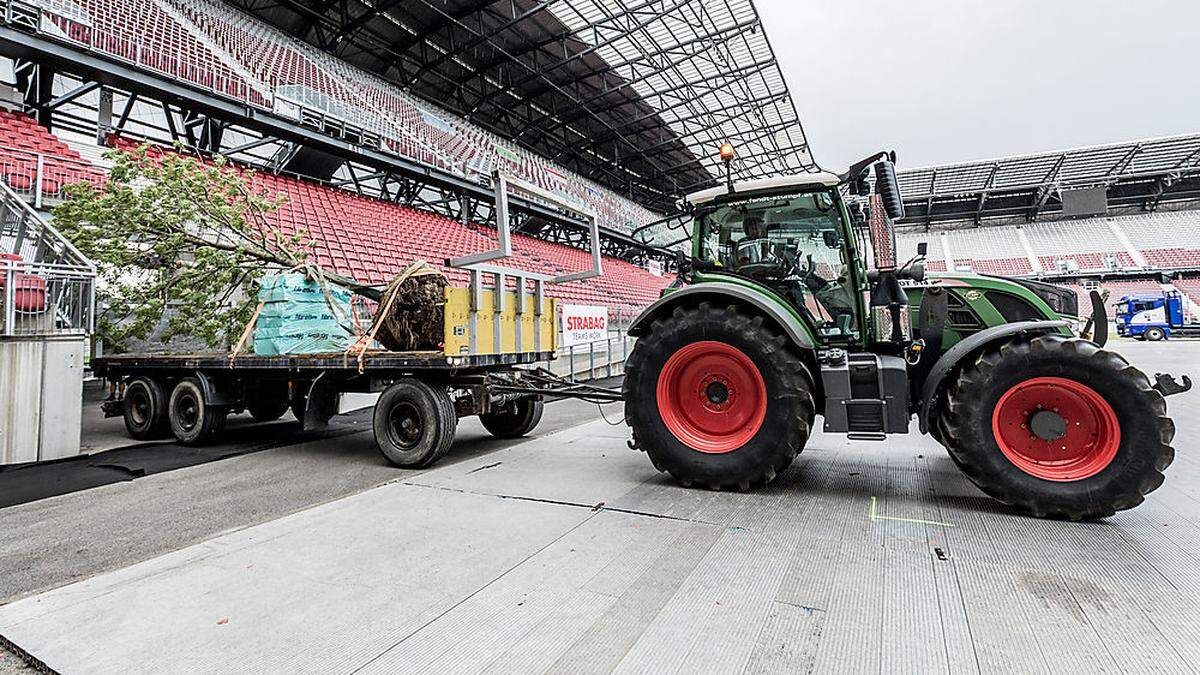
[1115,290,1200,340]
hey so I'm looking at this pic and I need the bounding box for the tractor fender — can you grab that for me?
[918,319,1070,434]
[627,282,815,349]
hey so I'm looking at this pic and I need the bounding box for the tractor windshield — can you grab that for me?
[697,190,859,340]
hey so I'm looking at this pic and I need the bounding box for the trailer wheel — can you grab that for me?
[373,379,457,468]
[1144,326,1166,341]
[480,397,544,438]
[247,381,290,422]
[248,398,290,422]
[624,302,815,491]
[938,334,1175,520]
[123,376,169,439]
[168,377,227,445]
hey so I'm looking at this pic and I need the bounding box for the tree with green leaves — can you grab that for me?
[52,143,316,351]
[54,142,445,355]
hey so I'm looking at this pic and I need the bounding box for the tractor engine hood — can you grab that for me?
[983,275,1080,319]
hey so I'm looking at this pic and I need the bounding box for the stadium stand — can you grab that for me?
[109,137,672,320]
[53,0,257,103]
[32,0,660,233]
[897,209,1200,276]
[1171,276,1200,309]
[893,134,1200,324]
[898,134,1200,225]
[0,107,104,200]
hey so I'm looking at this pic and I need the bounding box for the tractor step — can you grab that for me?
[820,352,909,435]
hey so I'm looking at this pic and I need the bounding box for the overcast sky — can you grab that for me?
[756,0,1200,171]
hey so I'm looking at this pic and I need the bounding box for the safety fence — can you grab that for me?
[549,331,635,382]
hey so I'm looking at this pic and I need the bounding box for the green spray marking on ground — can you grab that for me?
[870,496,956,527]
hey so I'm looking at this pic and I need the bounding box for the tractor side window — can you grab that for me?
[698,191,859,341]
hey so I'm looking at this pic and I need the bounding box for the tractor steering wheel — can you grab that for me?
[801,254,830,292]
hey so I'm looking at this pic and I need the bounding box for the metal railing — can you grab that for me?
[0,180,94,337]
[0,143,102,209]
[1,258,94,336]
[554,331,635,382]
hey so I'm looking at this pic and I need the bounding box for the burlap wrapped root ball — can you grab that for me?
[371,265,448,352]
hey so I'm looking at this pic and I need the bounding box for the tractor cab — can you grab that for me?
[686,173,863,344]
[678,152,919,354]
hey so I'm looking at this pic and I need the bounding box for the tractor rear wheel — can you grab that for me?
[938,334,1174,520]
[624,302,815,491]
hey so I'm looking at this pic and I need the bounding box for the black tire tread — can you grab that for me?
[480,398,544,438]
[248,398,290,423]
[373,379,457,469]
[168,377,227,446]
[123,376,169,439]
[624,302,815,491]
[937,334,1174,520]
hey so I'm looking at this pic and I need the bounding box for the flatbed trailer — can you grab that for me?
[92,348,621,469]
[90,169,629,468]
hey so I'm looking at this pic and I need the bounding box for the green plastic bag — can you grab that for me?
[252,274,355,355]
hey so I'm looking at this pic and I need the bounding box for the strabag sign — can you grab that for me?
[561,304,608,346]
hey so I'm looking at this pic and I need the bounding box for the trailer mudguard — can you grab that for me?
[627,282,815,349]
[917,319,1070,434]
[194,371,237,406]
[298,372,340,430]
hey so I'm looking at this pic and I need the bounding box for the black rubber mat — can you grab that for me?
[0,411,371,509]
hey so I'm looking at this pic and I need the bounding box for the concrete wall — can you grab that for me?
[0,336,85,464]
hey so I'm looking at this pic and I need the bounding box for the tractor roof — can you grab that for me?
[685,172,842,206]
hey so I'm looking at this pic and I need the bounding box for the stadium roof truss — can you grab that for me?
[898,134,1200,227]
[221,0,817,207]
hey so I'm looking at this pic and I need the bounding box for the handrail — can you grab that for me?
[0,180,95,271]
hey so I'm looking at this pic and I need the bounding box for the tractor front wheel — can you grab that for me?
[938,335,1174,519]
[623,302,815,491]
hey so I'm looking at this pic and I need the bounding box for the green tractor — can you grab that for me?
[624,151,1188,520]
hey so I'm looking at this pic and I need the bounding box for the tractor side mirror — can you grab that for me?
[916,242,928,258]
[874,160,906,221]
[823,230,840,248]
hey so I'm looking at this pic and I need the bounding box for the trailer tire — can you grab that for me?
[624,302,814,491]
[247,381,291,422]
[168,377,227,445]
[123,376,169,439]
[1144,326,1166,341]
[480,397,544,438]
[374,379,457,468]
[938,334,1174,520]
[248,398,290,422]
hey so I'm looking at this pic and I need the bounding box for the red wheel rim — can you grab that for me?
[656,341,767,454]
[991,376,1120,482]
